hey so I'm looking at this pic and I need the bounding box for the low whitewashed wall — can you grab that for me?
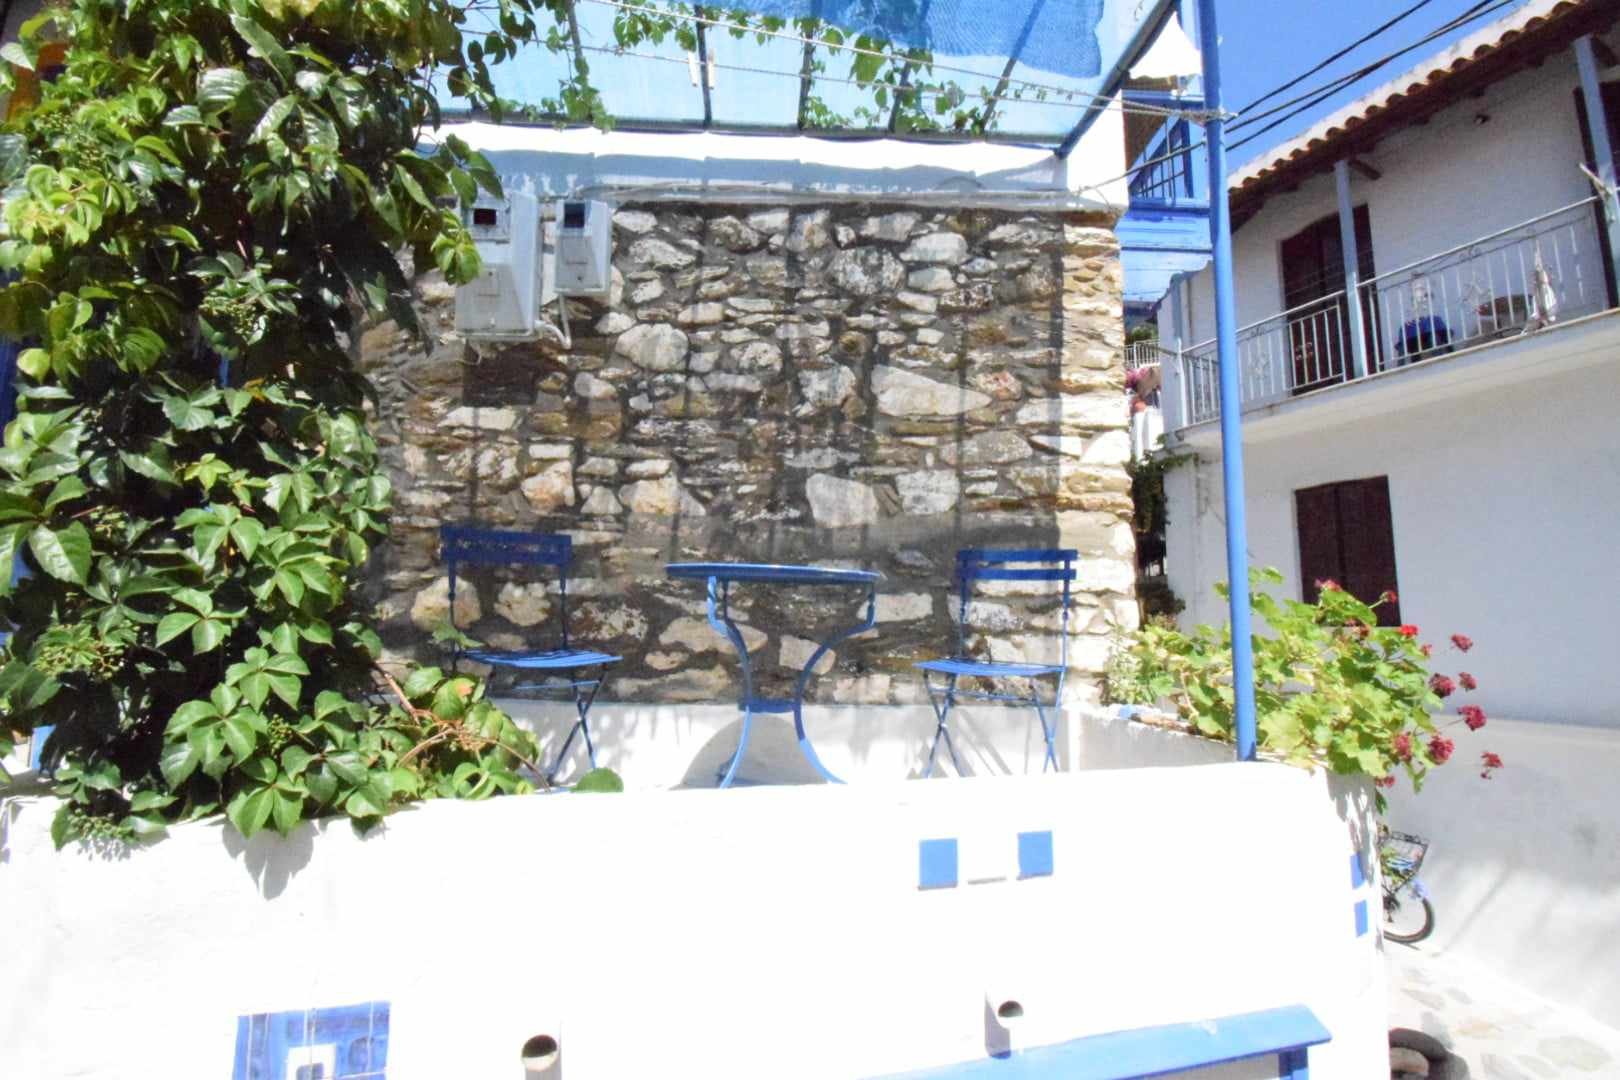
[1385,718,1620,1029]
[502,700,1082,788]
[0,755,1384,1079]
[505,701,1240,790]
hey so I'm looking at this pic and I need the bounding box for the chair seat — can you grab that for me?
[465,648,620,670]
[916,657,1064,679]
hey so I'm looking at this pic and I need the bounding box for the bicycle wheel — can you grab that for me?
[1383,890,1435,944]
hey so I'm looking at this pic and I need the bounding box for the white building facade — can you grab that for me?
[1153,0,1620,730]
[1145,0,1620,1029]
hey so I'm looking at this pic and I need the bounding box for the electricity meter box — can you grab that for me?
[454,192,541,339]
[553,199,613,298]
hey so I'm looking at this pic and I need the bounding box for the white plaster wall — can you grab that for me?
[502,700,1077,789]
[1165,41,1609,347]
[1385,718,1620,1030]
[1162,347,1620,729]
[0,755,1385,1079]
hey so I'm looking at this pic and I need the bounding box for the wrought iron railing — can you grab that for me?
[1125,341,1173,370]
[1173,198,1610,428]
[1181,292,1351,425]
[1358,197,1607,370]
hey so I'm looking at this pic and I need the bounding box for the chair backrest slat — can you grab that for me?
[957,549,1078,583]
[953,548,1080,664]
[969,567,1075,582]
[441,526,570,568]
[961,548,1076,566]
[439,525,573,647]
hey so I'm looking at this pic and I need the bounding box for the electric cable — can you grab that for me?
[1234,0,1444,115]
[1228,0,1518,148]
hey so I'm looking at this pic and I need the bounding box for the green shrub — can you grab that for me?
[1129,568,1498,798]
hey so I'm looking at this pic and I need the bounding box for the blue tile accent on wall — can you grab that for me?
[1017,831,1054,878]
[232,1000,390,1079]
[1349,851,1365,889]
[1354,900,1369,937]
[919,838,959,890]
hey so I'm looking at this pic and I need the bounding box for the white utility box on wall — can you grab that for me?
[553,199,613,298]
[454,191,541,339]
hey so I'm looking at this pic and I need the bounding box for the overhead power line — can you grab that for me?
[1235,0,1444,115]
[1228,0,1517,150]
[1105,0,1520,198]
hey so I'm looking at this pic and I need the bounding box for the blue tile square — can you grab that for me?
[1354,900,1369,937]
[919,838,958,890]
[1350,851,1366,889]
[1018,830,1055,878]
[232,1000,389,1079]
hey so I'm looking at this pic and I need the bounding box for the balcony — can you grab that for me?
[1166,197,1615,431]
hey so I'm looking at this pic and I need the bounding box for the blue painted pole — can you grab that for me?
[1194,0,1257,761]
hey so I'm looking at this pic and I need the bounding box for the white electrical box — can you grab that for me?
[455,191,541,339]
[552,199,613,298]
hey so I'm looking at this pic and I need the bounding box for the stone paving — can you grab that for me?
[1388,942,1620,1078]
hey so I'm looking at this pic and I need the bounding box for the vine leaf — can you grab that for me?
[27,522,90,585]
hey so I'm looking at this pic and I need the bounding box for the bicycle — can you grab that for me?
[1380,828,1435,945]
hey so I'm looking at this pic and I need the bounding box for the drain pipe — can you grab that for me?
[984,990,1029,1058]
[521,1033,561,1078]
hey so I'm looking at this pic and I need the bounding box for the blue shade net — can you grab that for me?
[722,0,1105,79]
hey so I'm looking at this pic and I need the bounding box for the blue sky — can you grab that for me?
[1214,0,1533,168]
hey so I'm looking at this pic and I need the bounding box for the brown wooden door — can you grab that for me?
[1280,208,1376,392]
[1296,476,1402,627]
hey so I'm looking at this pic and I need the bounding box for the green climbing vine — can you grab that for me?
[0,0,1015,847]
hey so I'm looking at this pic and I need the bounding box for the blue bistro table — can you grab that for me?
[665,563,879,788]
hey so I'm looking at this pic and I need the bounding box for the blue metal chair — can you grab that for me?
[914,549,1078,777]
[440,526,620,784]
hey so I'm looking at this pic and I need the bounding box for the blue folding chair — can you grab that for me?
[440,526,620,785]
[914,549,1078,777]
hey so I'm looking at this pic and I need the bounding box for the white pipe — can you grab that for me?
[520,1033,561,1077]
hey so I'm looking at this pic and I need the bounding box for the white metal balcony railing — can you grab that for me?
[1125,340,1173,370]
[1174,197,1611,427]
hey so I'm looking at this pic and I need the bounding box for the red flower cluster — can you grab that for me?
[1480,751,1504,779]
[1427,734,1455,764]
[1429,674,1456,698]
[1375,775,1397,789]
[1399,624,1420,638]
[1380,590,1398,604]
[1420,643,1433,658]
[1459,705,1487,731]
[1458,671,1477,691]
[1316,578,1342,592]
[1392,732,1414,762]
[1451,633,1473,652]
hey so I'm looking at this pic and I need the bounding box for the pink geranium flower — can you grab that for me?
[1429,674,1456,698]
[1451,633,1474,652]
[1427,734,1455,764]
[1399,624,1420,638]
[1458,672,1477,691]
[1458,705,1487,731]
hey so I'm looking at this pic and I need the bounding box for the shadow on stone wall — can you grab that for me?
[361,202,1135,706]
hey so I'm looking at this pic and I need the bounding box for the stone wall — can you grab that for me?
[360,201,1136,705]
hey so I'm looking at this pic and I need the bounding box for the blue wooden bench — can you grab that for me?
[873,1004,1331,1078]
[440,526,619,784]
[915,549,1078,777]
